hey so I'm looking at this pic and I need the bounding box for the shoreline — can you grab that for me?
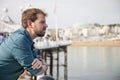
[71,40,120,46]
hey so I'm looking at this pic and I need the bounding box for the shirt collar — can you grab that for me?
[20,27,34,46]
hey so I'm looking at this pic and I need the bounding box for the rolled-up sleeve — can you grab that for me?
[12,47,42,75]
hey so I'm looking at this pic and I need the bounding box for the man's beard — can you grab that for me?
[37,33,45,37]
[36,31,45,37]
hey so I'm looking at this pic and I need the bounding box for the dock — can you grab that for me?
[35,43,70,80]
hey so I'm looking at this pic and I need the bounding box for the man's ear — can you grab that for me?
[27,20,33,28]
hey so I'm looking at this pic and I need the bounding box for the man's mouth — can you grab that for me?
[42,30,46,33]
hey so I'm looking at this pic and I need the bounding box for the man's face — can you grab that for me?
[32,13,48,37]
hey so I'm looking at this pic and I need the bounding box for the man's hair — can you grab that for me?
[21,8,47,28]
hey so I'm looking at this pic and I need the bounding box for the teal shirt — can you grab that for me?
[0,27,42,80]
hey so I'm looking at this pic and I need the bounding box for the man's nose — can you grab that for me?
[44,23,48,28]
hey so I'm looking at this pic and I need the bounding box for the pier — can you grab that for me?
[35,43,70,80]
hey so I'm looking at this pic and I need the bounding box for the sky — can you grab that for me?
[0,0,120,28]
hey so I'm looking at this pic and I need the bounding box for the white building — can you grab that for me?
[0,8,20,33]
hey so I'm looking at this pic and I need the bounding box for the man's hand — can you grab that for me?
[40,59,47,65]
[32,58,48,75]
[32,58,42,70]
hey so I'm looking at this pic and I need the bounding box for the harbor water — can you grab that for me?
[58,46,120,80]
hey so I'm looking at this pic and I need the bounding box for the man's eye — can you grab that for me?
[41,21,45,24]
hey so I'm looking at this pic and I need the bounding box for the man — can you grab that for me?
[0,8,48,80]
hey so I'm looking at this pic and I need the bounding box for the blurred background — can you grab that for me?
[0,0,120,80]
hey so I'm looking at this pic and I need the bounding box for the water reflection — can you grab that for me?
[67,46,120,80]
